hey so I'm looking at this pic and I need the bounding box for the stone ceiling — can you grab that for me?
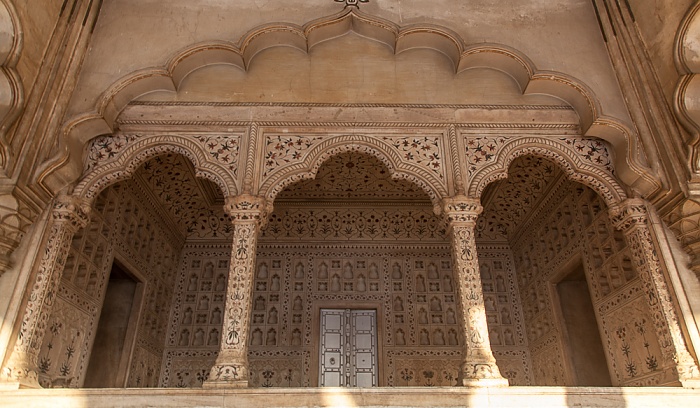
[276,152,432,204]
[128,152,562,242]
[477,156,563,242]
[133,153,227,239]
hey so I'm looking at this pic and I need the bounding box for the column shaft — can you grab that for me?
[1,196,90,389]
[444,197,508,387]
[204,195,269,388]
[610,199,700,387]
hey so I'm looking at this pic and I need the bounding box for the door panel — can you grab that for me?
[319,309,378,387]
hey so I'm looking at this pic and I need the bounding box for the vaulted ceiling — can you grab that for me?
[126,152,564,243]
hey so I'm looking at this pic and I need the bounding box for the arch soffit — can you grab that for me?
[675,2,700,170]
[469,137,628,208]
[260,135,446,214]
[73,135,236,205]
[43,8,654,197]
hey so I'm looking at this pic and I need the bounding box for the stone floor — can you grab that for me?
[3,387,700,408]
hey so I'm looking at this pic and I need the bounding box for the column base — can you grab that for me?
[462,377,510,387]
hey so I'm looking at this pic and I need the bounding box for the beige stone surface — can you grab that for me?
[67,0,628,121]
[3,386,700,408]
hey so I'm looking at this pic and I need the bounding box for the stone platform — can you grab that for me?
[3,387,700,408]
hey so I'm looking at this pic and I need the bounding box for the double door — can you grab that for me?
[318,309,378,387]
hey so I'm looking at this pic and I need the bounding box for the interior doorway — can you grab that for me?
[555,263,612,386]
[84,261,142,387]
[319,309,378,387]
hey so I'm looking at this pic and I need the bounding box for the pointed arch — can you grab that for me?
[73,135,238,205]
[468,137,627,207]
[259,134,446,213]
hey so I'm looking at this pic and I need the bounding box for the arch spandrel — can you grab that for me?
[466,135,628,207]
[39,8,656,200]
[259,134,448,213]
[73,133,241,204]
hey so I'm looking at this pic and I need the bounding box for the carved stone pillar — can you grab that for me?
[443,196,508,387]
[610,198,700,387]
[1,196,90,389]
[204,195,270,388]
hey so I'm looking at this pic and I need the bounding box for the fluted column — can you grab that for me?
[443,196,508,387]
[610,198,700,387]
[204,195,270,388]
[1,196,90,389]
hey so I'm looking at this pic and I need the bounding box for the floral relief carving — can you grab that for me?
[464,136,510,177]
[263,135,325,177]
[194,134,241,176]
[558,137,614,175]
[85,134,139,172]
[381,136,444,179]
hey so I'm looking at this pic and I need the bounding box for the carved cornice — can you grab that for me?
[224,195,272,226]
[609,198,649,232]
[51,195,91,231]
[443,196,483,226]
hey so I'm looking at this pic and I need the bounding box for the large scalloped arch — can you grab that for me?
[469,137,627,208]
[260,135,446,214]
[73,135,237,205]
[0,0,23,170]
[39,7,655,196]
[675,2,700,171]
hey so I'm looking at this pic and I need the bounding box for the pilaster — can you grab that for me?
[443,196,508,387]
[1,195,90,389]
[204,195,270,388]
[610,198,700,388]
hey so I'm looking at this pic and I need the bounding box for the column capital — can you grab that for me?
[223,195,271,225]
[442,196,482,225]
[51,195,91,231]
[609,198,648,231]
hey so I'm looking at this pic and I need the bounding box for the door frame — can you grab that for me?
[311,301,385,387]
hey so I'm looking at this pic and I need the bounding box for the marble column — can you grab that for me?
[610,198,700,387]
[204,195,270,388]
[443,196,508,387]
[1,196,90,389]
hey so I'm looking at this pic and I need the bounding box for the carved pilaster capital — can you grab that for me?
[443,196,482,226]
[609,198,649,232]
[51,195,91,231]
[224,195,272,227]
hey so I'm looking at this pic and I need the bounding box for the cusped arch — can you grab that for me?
[41,8,653,197]
[260,135,446,213]
[675,2,700,171]
[73,136,237,205]
[0,0,23,169]
[468,138,627,208]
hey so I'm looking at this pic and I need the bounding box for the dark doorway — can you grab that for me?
[84,262,141,387]
[556,264,612,386]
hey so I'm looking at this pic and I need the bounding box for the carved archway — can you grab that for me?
[73,134,239,204]
[38,8,656,198]
[467,136,627,207]
[259,134,448,213]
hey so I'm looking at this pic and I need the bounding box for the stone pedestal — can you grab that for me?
[443,196,508,387]
[204,195,270,389]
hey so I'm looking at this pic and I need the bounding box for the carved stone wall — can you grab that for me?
[511,180,668,386]
[38,180,183,388]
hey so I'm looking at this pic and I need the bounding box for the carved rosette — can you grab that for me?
[610,198,700,387]
[2,196,90,388]
[205,195,270,388]
[442,196,508,387]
